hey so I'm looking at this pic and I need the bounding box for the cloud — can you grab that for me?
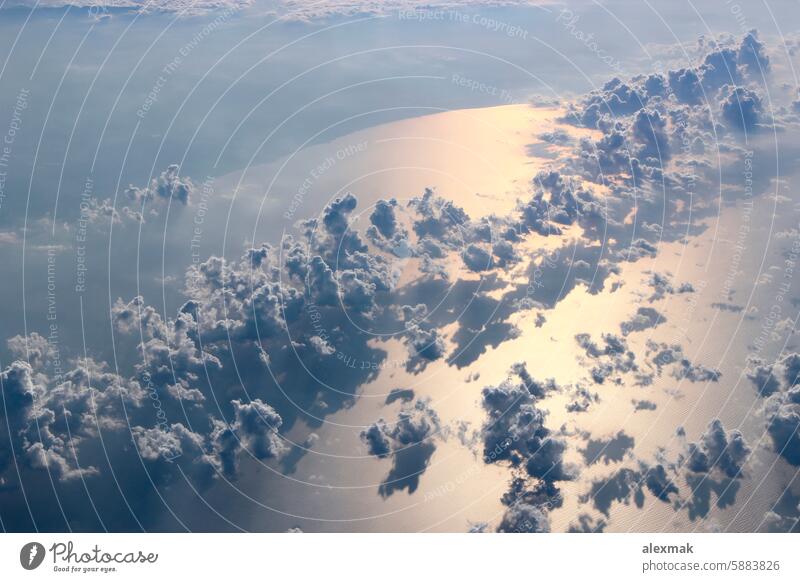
[125,164,193,206]
[762,489,800,532]
[369,199,399,239]
[361,424,392,458]
[678,418,750,519]
[7,332,52,369]
[631,109,670,161]
[497,501,550,533]
[478,364,574,531]
[385,388,415,405]
[461,243,494,272]
[647,341,721,382]
[480,364,571,481]
[401,305,447,372]
[746,353,800,466]
[699,46,742,89]
[738,30,770,75]
[581,461,681,519]
[575,332,637,385]
[680,419,749,479]
[632,399,657,412]
[746,358,781,397]
[573,77,648,128]
[211,398,287,478]
[4,0,251,15]
[620,307,665,336]
[645,271,694,302]
[279,0,546,21]
[0,350,227,528]
[582,420,748,522]
[361,399,444,497]
[765,399,800,466]
[720,85,763,132]
[565,383,599,412]
[711,302,744,313]
[668,68,703,104]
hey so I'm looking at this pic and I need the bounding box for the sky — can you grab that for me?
[1,0,800,533]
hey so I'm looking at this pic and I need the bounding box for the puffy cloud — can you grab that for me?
[584,420,749,521]
[409,188,470,247]
[279,0,542,21]
[747,353,800,466]
[711,302,744,313]
[361,399,443,497]
[6,332,52,367]
[480,365,571,482]
[403,322,446,373]
[1,330,290,508]
[461,243,494,272]
[497,501,550,533]
[125,165,193,206]
[738,30,770,75]
[579,421,746,522]
[620,307,665,336]
[765,399,800,466]
[0,361,37,429]
[647,341,721,382]
[575,332,637,385]
[632,399,657,412]
[222,399,286,467]
[699,47,742,89]
[720,85,763,131]
[746,358,781,397]
[4,0,250,14]
[643,74,668,99]
[322,193,358,236]
[132,423,206,465]
[112,297,223,393]
[619,239,658,262]
[645,272,694,302]
[337,270,377,313]
[0,352,175,521]
[668,68,703,104]
[510,362,557,400]
[361,423,392,458]
[306,255,340,306]
[572,78,647,128]
[762,489,800,532]
[680,419,750,479]
[631,109,670,161]
[516,170,591,235]
[369,199,398,239]
[565,383,599,412]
